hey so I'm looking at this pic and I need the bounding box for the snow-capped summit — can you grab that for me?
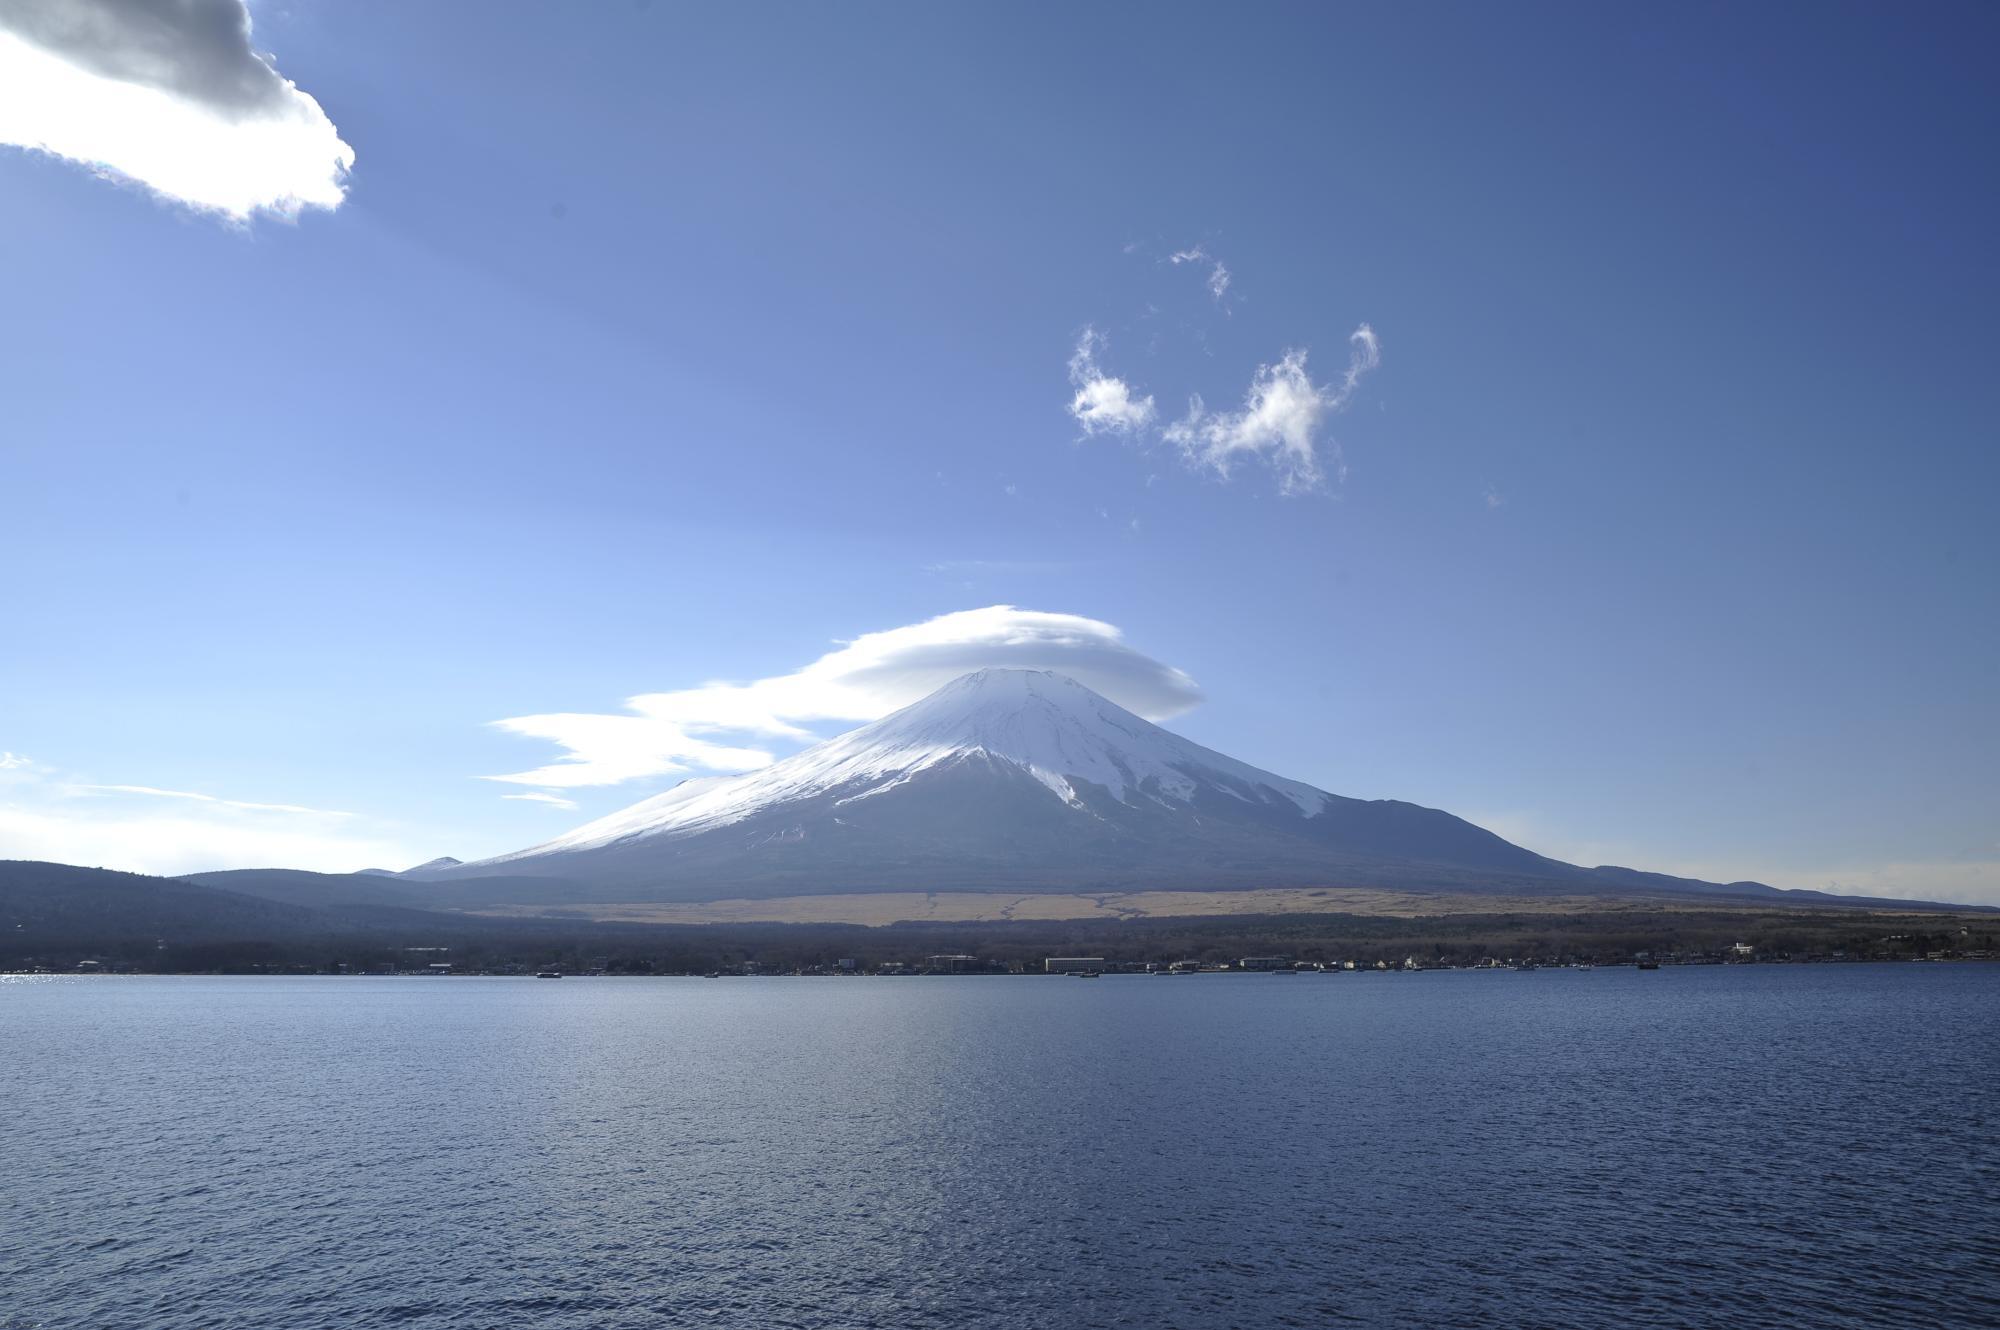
[440,668,1587,901]
[515,668,1327,859]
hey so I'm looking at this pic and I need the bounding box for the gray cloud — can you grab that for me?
[1,0,288,116]
[0,0,352,219]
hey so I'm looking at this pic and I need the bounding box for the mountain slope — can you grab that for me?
[0,860,326,945]
[185,867,595,911]
[432,668,1755,904]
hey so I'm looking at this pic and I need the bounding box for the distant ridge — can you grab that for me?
[399,856,463,876]
[357,857,461,879]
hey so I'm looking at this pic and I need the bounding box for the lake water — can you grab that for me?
[3,967,1996,1328]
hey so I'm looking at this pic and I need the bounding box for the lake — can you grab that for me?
[3,966,1996,1328]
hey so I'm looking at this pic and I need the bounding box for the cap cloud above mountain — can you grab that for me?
[485,607,1203,791]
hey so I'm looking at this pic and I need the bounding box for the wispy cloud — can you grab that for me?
[920,559,1075,577]
[502,791,579,811]
[0,761,411,875]
[1465,810,2000,908]
[0,751,29,770]
[487,606,1203,789]
[1161,325,1381,494]
[1066,328,1157,436]
[1483,484,1506,509]
[0,805,415,877]
[70,783,349,817]
[1170,246,1231,305]
[1796,859,2000,908]
[0,0,353,221]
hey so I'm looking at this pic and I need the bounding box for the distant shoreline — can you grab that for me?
[8,957,1997,980]
[8,901,1992,979]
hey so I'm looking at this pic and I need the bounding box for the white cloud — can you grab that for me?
[487,605,1203,789]
[502,791,579,811]
[1162,325,1380,494]
[487,715,775,790]
[1484,485,1506,509]
[1066,328,1157,435]
[0,751,29,769]
[0,805,414,877]
[0,764,412,876]
[0,0,352,221]
[1065,251,1379,494]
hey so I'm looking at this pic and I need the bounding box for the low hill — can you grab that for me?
[0,860,577,950]
[0,860,327,950]
[0,860,625,968]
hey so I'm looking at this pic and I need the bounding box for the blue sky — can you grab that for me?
[3,1,1996,902]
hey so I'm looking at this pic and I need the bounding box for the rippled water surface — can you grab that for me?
[4,967,1997,1328]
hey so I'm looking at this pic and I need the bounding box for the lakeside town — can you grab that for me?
[20,931,1995,978]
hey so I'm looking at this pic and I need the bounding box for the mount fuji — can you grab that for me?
[416,668,1774,905]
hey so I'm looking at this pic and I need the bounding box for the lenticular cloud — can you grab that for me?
[0,0,353,221]
[485,606,1205,790]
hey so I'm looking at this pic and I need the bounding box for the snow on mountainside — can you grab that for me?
[427,668,1772,903]
[494,668,1327,861]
